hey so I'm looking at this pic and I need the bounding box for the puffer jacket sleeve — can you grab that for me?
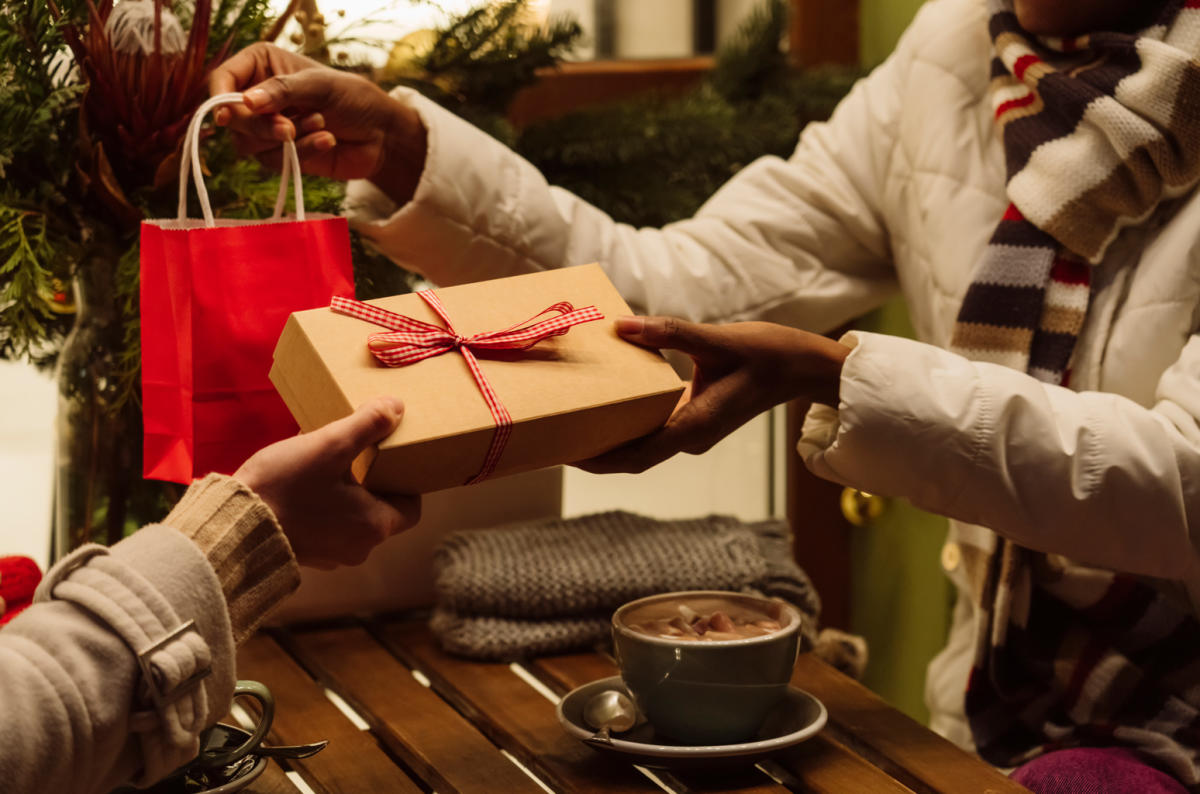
[345,12,930,333]
[799,331,1200,603]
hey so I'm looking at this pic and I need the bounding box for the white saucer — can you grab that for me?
[556,676,827,770]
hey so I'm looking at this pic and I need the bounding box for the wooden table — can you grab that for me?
[232,615,1028,793]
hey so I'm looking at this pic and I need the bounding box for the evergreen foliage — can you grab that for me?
[397,0,861,227]
[207,0,273,57]
[0,0,402,381]
[387,1,582,143]
[0,1,85,364]
[516,0,861,226]
[0,0,861,379]
[0,205,65,366]
[710,0,791,104]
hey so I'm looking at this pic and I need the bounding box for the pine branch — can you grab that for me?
[209,0,272,57]
[113,240,141,411]
[0,206,65,362]
[0,1,83,366]
[408,0,582,118]
[203,136,347,218]
[0,1,82,199]
[516,0,861,227]
[710,0,789,104]
[353,230,422,300]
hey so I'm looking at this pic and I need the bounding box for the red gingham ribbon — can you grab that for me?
[330,291,605,484]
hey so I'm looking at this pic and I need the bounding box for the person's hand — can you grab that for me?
[234,396,421,568]
[208,42,426,203]
[578,316,850,474]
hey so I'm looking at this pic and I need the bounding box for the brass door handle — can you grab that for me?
[840,487,886,527]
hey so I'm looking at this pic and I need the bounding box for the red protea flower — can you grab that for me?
[49,0,236,229]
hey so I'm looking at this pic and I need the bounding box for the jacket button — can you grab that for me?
[840,487,886,526]
[941,542,961,572]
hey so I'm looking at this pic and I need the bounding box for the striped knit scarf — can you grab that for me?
[956,0,1200,786]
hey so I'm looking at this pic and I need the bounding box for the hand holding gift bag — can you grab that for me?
[140,93,355,483]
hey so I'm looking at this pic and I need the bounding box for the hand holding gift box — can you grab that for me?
[271,264,684,494]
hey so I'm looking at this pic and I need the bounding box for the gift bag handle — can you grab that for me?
[177,92,306,227]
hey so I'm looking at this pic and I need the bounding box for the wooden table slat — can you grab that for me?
[766,736,915,794]
[286,625,548,794]
[236,634,424,794]
[791,653,1029,794]
[528,653,914,794]
[231,617,1028,794]
[660,770,803,794]
[376,620,673,794]
[244,760,303,794]
[530,651,621,693]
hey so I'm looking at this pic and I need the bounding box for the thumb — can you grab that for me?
[615,315,724,357]
[308,396,404,470]
[243,71,329,115]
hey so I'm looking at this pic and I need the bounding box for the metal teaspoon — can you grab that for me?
[583,689,639,746]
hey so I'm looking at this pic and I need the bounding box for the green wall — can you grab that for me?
[860,0,926,67]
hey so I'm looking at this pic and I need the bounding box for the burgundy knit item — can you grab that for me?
[1012,747,1190,794]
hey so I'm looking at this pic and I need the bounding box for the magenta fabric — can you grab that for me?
[1011,748,1188,794]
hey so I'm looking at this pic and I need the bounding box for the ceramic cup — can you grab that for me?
[612,591,802,746]
[197,680,275,767]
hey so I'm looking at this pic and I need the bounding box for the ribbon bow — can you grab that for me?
[330,291,604,484]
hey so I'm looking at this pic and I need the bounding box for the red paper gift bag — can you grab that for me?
[140,93,354,483]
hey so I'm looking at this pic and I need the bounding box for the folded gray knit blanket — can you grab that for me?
[430,511,863,671]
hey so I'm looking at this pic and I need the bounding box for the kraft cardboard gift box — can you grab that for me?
[269,263,685,494]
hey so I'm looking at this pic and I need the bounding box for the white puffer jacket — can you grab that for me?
[347,0,1200,748]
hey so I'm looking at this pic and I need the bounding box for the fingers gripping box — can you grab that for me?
[269,264,685,494]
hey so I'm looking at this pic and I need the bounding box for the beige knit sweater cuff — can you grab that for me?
[164,473,300,644]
